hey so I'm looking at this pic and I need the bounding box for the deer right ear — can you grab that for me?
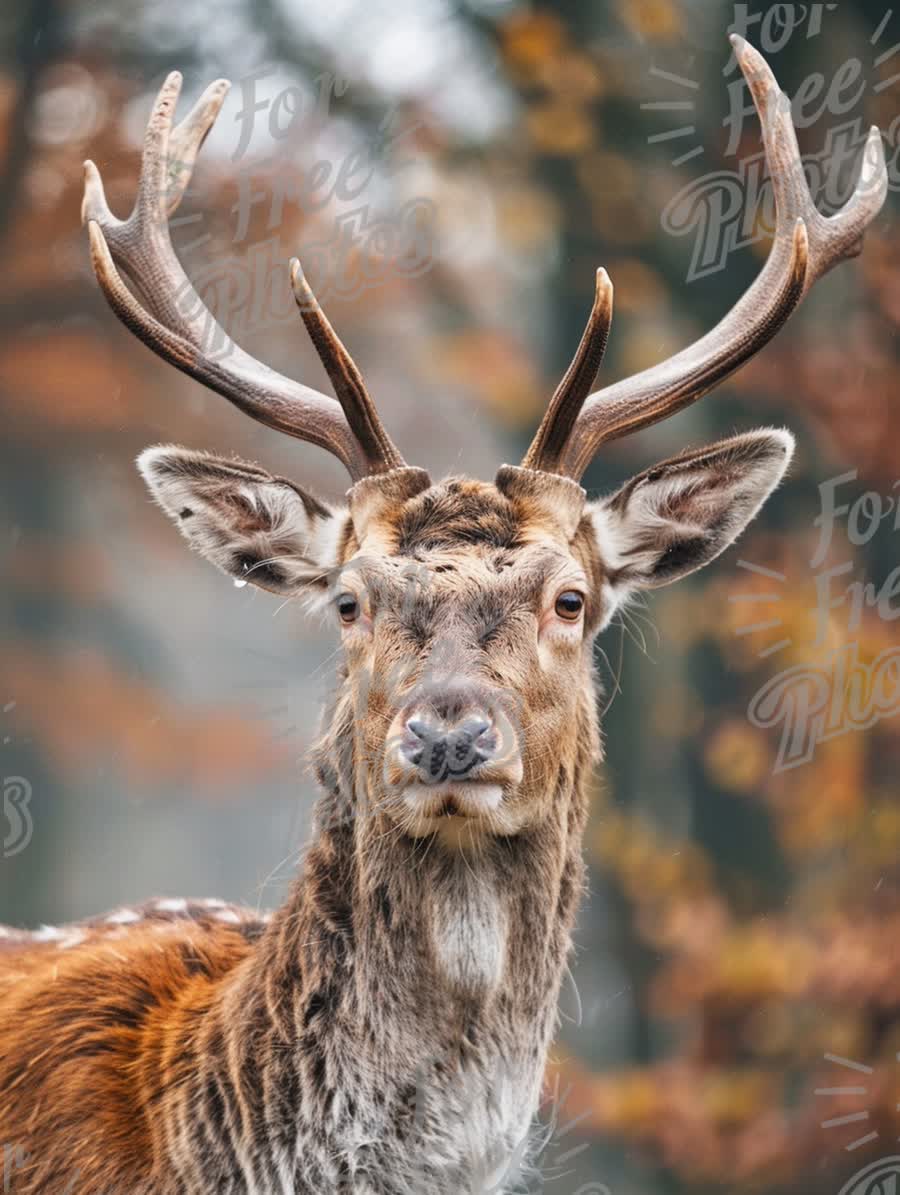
[137,446,349,594]
[588,428,794,615]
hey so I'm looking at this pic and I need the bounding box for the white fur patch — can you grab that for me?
[213,908,241,924]
[305,504,346,576]
[106,908,141,924]
[58,929,87,950]
[33,925,63,941]
[430,874,507,995]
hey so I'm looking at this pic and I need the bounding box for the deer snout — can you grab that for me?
[401,714,497,783]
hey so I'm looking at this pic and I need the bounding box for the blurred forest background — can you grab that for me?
[1,0,898,1191]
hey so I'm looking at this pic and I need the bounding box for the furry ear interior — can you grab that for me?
[138,446,348,594]
[590,428,794,611]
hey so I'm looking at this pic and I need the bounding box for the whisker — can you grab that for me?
[598,621,626,718]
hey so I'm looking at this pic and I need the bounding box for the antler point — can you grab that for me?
[202,78,231,107]
[594,267,614,306]
[155,71,184,117]
[866,124,887,163]
[289,257,309,291]
[290,258,321,315]
[733,35,770,82]
[81,161,110,225]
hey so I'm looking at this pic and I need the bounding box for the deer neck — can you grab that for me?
[233,699,592,1188]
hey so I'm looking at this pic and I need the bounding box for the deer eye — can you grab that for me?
[337,593,360,624]
[554,591,584,621]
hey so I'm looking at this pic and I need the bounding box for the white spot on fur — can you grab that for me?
[58,929,87,950]
[305,503,345,572]
[214,908,241,924]
[155,897,188,913]
[106,908,141,924]
[430,873,507,996]
[33,925,63,941]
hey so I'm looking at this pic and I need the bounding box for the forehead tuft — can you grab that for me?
[392,478,523,555]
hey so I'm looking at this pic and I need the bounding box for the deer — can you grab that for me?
[0,36,887,1195]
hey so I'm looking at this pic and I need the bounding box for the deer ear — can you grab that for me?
[137,446,349,594]
[589,428,794,606]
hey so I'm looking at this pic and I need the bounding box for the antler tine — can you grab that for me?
[734,36,887,282]
[83,73,407,482]
[290,260,404,473]
[521,268,614,473]
[133,70,185,224]
[532,35,887,482]
[84,73,231,320]
[165,77,231,218]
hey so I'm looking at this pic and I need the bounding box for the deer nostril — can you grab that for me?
[463,717,490,744]
[402,718,443,772]
[406,718,429,741]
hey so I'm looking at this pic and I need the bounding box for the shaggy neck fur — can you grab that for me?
[217,686,594,1193]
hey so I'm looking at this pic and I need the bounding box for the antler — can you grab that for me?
[520,268,614,473]
[523,36,888,480]
[83,72,405,482]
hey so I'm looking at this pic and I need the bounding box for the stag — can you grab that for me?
[0,36,887,1195]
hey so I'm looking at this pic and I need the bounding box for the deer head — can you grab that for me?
[83,37,887,852]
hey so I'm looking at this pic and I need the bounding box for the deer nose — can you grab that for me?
[402,715,495,783]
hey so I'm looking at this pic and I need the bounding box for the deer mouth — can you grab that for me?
[402,780,504,824]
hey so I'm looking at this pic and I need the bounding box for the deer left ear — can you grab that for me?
[138,446,349,594]
[589,428,794,604]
